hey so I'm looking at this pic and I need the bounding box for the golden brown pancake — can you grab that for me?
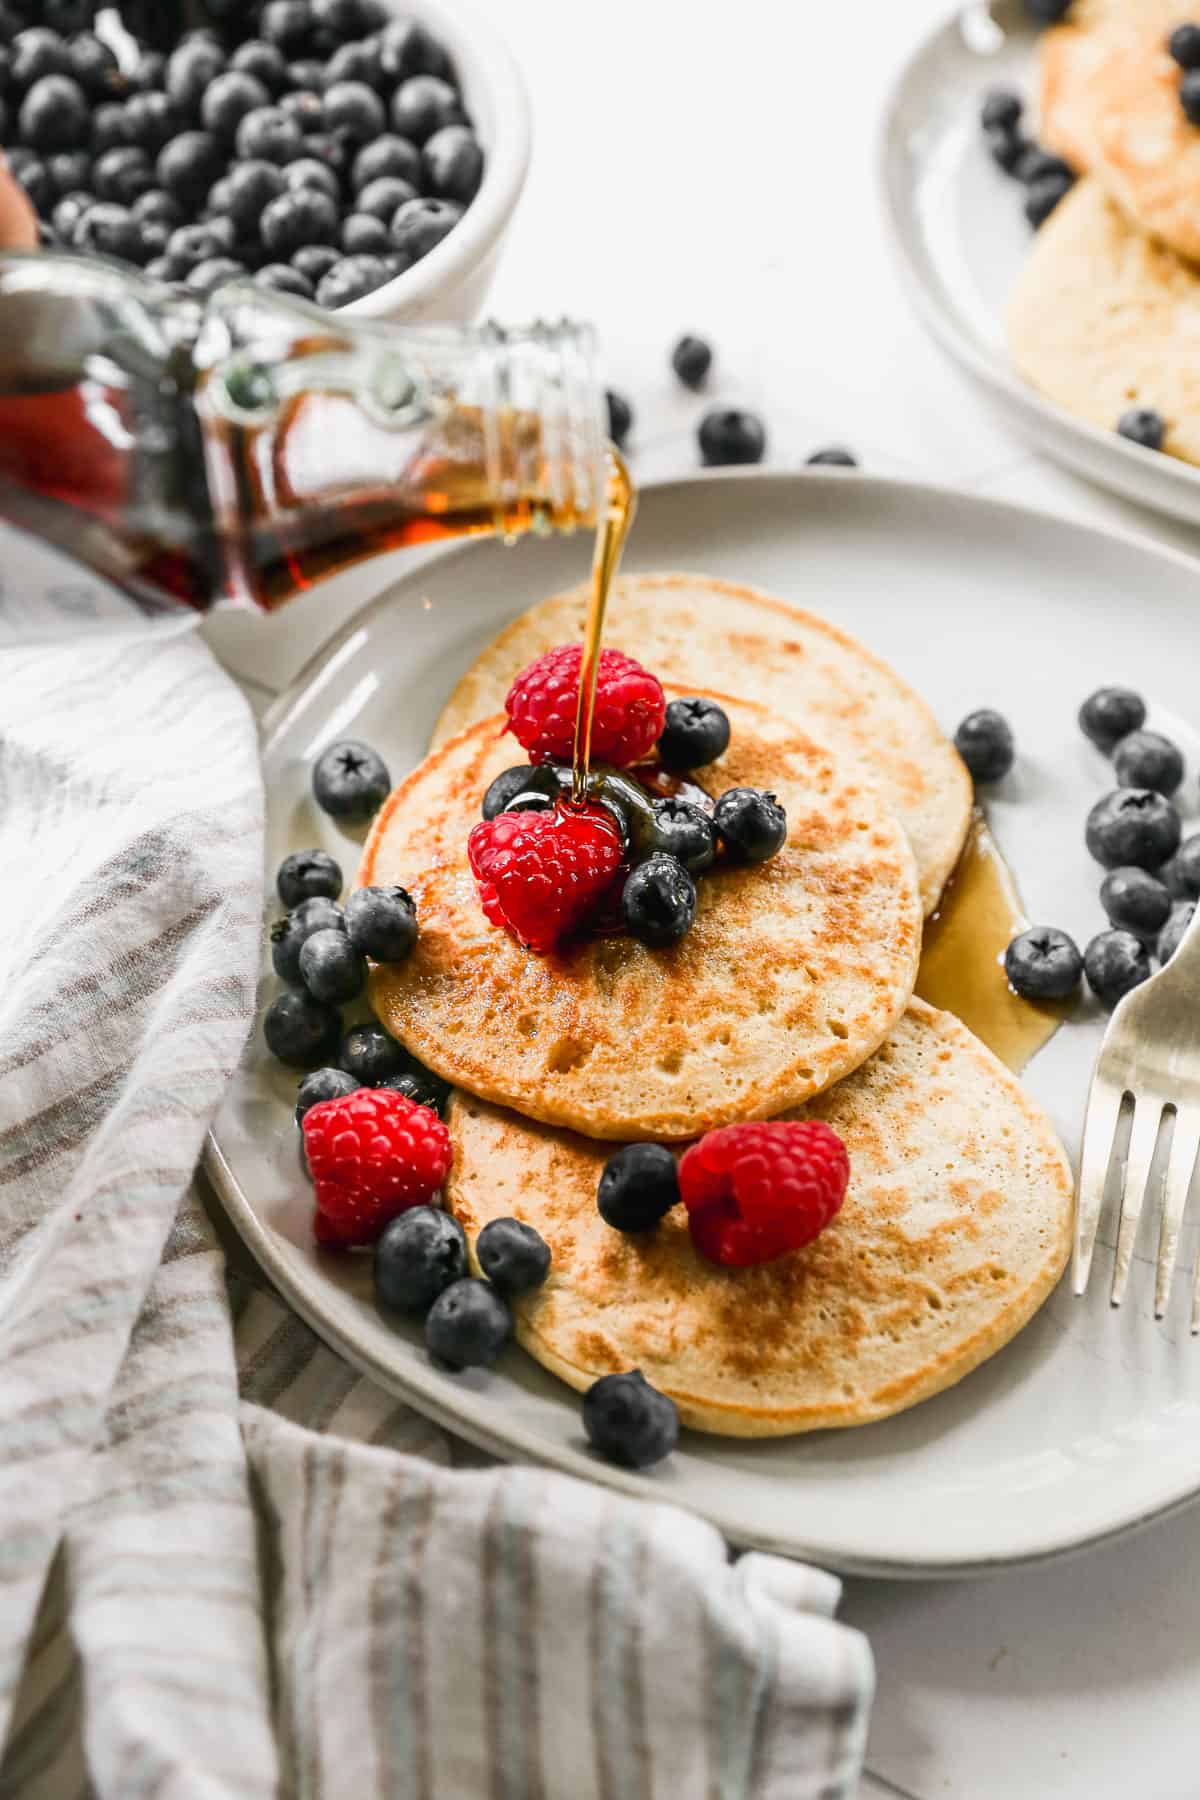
[1008,176,1200,466]
[1040,0,1200,263]
[444,1001,1074,1436]
[360,690,922,1141]
[430,573,972,917]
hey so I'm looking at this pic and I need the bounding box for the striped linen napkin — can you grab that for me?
[0,569,873,1798]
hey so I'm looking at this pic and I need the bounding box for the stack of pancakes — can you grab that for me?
[1008,0,1200,464]
[358,574,1073,1436]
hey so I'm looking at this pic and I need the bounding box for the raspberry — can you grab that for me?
[504,645,666,768]
[679,1120,849,1267]
[467,801,624,952]
[303,1087,453,1249]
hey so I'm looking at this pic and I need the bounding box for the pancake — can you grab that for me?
[1040,0,1200,263]
[443,1001,1074,1437]
[1008,176,1200,467]
[360,690,923,1141]
[430,573,971,918]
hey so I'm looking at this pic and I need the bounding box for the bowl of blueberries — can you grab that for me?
[0,0,531,321]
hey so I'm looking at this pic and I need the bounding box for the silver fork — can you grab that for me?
[1075,903,1200,1327]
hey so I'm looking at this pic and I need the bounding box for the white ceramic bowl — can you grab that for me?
[343,0,531,324]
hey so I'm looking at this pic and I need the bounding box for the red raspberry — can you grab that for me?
[504,645,666,767]
[303,1088,453,1249]
[679,1120,849,1267]
[467,801,624,953]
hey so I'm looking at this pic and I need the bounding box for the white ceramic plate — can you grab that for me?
[208,469,1200,1577]
[881,0,1200,527]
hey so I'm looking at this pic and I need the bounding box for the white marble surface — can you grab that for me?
[204,3,1200,1794]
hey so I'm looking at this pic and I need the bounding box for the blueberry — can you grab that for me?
[144,255,174,283]
[1116,407,1165,452]
[478,763,555,820]
[1083,930,1153,1010]
[424,1277,512,1370]
[270,895,345,982]
[1159,904,1196,964]
[18,74,87,151]
[954,709,1015,782]
[200,70,270,142]
[94,146,154,205]
[13,157,54,215]
[1113,729,1184,797]
[90,103,127,156]
[390,73,464,144]
[375,1206,468,1313]
[316,254,391,306]
[312,0,378,35]
[1024,170,1073,228]
[421,124,483,204]
[620,854,697,946]
[338,1020,408,1084]
[223,158,287,234]
[582,1370,679,1469]
[236,105,303,165]
[312,738,391,821]
[124,92,178,154]
[283,157,341,203]
[292,242,340,283]
[657,696,730,770]
[986,126,1030,174]
[47,152,92,197]
[130,52,166,94]
[1014,147,1074,186]
[157,131,224,207]
[1169,22,1200,68]
[379,18,453,84]
[324,38,384,90]
[1099,867,1172,939]
[139,222,171,260]
[1078,685,1146,751]
[339,211,388,255]
[671,333,712,389]
[261,186,340,256]
[353,134,421,191]
[807,445,858,467]
[646,799,717,875]
[1164,834,1200,899]
[52,189,92,240]
[264,986,342,1067]
[476,1218,552,1296]
[981,87,1023,132]
[257,262,314,295]
[389,195,461,261]
[1024,0,1072,21]
[298,926,365,1004]
[232,40,289,92]
[380,1068,448,1114]
[698,408,766,466]
[344,884,418,962]
[1003,926,1083,1000]
[186,257,246,295]
[11,28,73,89]
[1086,789,1181,871]
[279,89,325,134]
[68,32,121,100]
[323,79,385,143]
[133,189,185,230]
[261,0,315,56]
[605,388,633,449]
[713,787,788,862]
[597,1142,679,1233]
[1181,69,1200,127]
[165,37,226,118]
[74,201,141,262]
[165,219,234,276]
[295,1064,360,1122]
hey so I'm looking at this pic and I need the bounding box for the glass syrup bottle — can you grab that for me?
[0,250,609,638]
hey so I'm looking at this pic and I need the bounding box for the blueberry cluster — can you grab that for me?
[483,698,788,949]
[1004,686,1197,1011]
[0,1,482,308]
[979,87,1076,229]
[1168,23,1200,126]
[374,1205,550,1371]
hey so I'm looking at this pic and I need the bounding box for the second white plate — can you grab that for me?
[881,0,1200,527]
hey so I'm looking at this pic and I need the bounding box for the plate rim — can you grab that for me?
[876,0,1200,520]
[208,466,1200,1578]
